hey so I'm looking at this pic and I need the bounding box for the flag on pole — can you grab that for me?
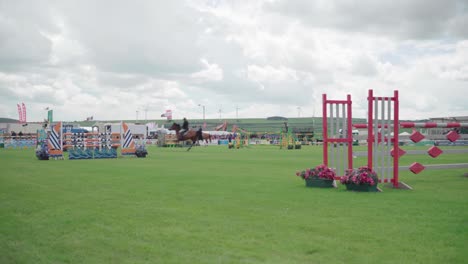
[21,103,26,123]
[48,110,53,123]
[17,104,23,123]
[165,110,172,120]
[161,110,172,120]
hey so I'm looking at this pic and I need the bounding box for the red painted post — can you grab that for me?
[393,90,399,188]
[347,94,353,171]
[322,94,328,166]
[367,89,374,170]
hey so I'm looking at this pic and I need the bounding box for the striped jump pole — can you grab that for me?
[367,90,401,187]
[400,122,468,128]
[322,93,353,177]
[397,121,468,174]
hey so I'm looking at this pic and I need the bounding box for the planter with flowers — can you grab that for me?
[296,164,336,188]
[340,166,379,192]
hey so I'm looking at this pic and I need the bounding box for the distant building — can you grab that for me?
[0,122,44,134]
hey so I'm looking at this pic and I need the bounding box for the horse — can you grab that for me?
[168,122,204,151]
[201,132,212,145]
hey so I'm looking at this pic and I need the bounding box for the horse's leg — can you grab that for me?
[187,139,194,151]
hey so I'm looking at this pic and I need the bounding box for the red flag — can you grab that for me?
[17,104,23,123]
[21,103,26,123]
[165,110,172,120]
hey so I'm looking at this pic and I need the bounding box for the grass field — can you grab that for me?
[1,145,467,263]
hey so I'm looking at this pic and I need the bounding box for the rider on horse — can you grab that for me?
[179,117,189,139]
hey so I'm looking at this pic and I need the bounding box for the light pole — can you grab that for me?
[198,104,205,121]
[144,107,148,121]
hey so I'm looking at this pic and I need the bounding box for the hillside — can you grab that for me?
[0,118,19,123]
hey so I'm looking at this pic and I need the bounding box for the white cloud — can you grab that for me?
[191,59,224,81]
[247,65,299,83]
[0,0,467,122]
[266,0,467,39]
[41,16,88,66]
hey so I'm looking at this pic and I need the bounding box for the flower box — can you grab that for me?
[340,166,379,192]
[305,178,334,188]
[296,164,337,188]
[344,183,378,192]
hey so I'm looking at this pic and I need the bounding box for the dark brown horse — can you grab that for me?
[169,123,208,151]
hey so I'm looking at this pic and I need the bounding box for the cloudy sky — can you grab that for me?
[1,0,467,122]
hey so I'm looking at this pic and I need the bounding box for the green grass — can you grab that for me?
[1,145,467,263]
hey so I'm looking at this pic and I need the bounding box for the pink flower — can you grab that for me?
[341,167,378,185]
[296,165,344,182]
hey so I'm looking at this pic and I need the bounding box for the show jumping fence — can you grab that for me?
[322,94,353,177]
[44,121,137,160]
[323,89,468,189]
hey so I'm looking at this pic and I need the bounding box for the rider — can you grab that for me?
[180,117,189,137]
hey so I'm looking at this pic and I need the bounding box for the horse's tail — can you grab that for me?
[208,134,212,143]
[197,129,203,141]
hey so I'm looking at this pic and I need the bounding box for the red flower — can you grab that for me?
[295,164,337,181]
[341,166,379,186]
